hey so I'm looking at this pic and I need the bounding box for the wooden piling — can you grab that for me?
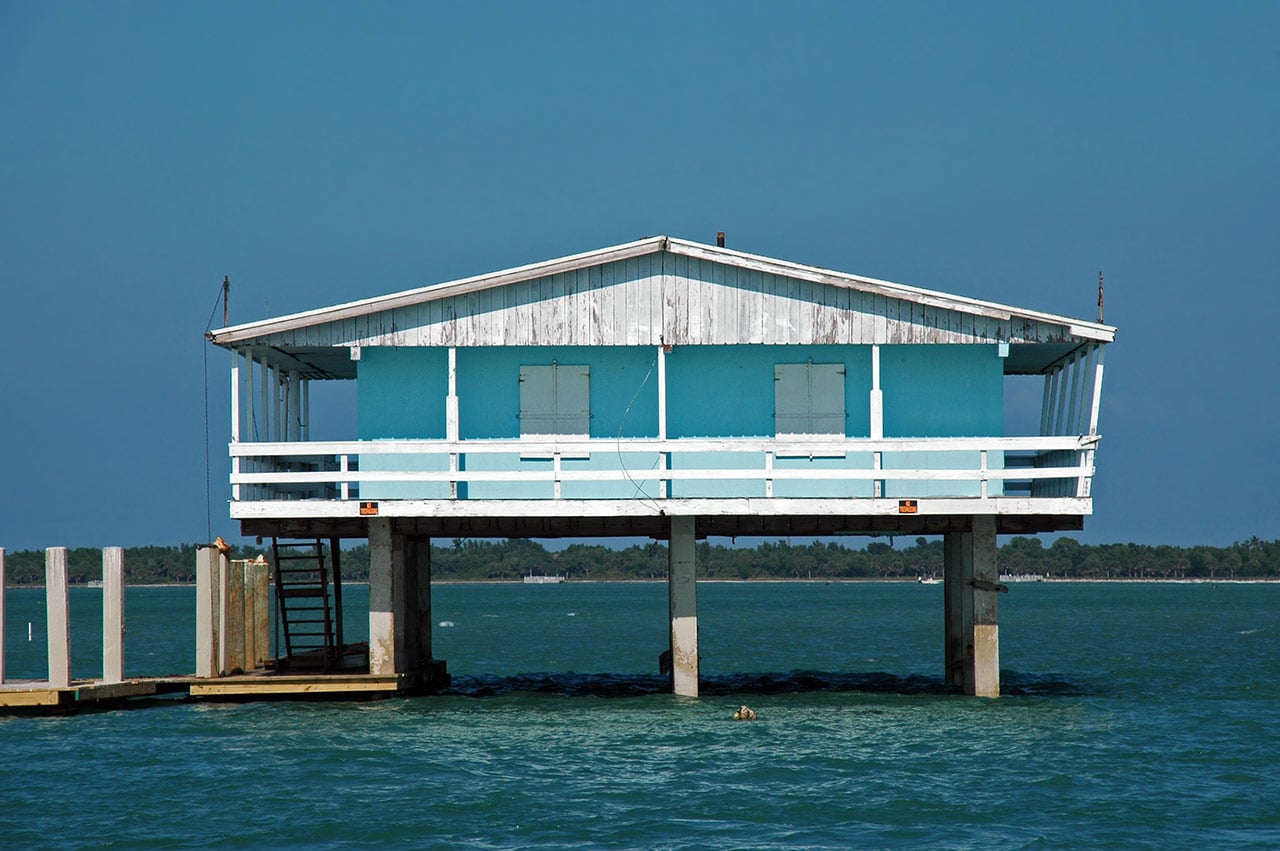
[228,558,246,674]
[195,546,220,678]
[103,547,125,684]
[45,548,71,688]
[1,547,6,684]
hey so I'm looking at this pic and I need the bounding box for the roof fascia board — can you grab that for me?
[666,238,1116,343]
[208,235,669,346]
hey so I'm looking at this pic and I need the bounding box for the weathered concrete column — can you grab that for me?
[103,547,125,684]
[970,515,1001,697]
[46,547,71,688]
[943,517,1001,697]
[195,546,221,678]
[369,518,407,675]
[403,535,432,673]
[668,516,699,697]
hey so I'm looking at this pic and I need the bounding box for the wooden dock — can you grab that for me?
[0,664,448,713]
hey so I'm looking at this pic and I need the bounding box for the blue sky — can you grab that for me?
[2,2,1276,551]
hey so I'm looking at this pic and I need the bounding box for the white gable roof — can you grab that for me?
[207,236,1115,378]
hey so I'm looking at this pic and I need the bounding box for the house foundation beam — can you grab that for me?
[943,516,1001,697]
[668,516,699,697]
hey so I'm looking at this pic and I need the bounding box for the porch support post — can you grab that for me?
[102,547,125,684]
[870,344,884,439]
[369,518,407,676]
[45,547,71,688]
[944,517,1001,697]
[668,516,699,697]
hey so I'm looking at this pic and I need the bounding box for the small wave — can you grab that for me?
[1239,628,1261,635]
[438,621,455,628]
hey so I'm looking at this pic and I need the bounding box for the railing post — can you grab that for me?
[553,452,563,500]
[764,450,774,498]
[979,450,989,500]
[340,454,350,501]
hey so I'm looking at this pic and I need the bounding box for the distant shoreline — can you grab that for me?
[3,577,1277,589]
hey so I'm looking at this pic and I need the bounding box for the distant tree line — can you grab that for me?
[3,536,1278,585]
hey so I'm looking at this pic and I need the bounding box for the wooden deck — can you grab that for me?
[0,662,449,713]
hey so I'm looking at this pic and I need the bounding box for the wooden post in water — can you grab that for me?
[46,547,71,688]
[103,547,125,684]
[195,546,221,678]
[251,560,270,668]
[228,559,246,674]
[668,516,699,697]
[0,547,6,684]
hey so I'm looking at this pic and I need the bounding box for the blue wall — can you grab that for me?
[355,343,1004,500]
[666,345,873,438]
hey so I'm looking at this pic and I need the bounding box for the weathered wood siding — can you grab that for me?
[258,252,1084,351]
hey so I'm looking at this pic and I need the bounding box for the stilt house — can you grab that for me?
[206,236,1115,697]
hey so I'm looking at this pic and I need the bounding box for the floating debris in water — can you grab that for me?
[438,620,455,628]
[733,705,757,721]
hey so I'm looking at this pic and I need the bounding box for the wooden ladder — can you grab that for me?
[271,538,344,670]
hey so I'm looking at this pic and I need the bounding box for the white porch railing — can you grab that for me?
[229,435,1099,503]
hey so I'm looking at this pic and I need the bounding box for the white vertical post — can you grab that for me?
[448,347,460,499]
[300,377,310,440]
[1087,346,1106,436]
[0,547,6,684]
[668,516,699,697]
[657,345,667,441]
[260,360,270,442]
[45,547,71,688]
[1076,346,1098,435]
[230,354,241,443]
[1066,350,1085,435]
[869,344,884,439]
[657,345,669,497]
[287,369,300,441]
[273,369,283,442]
[103,547,125,684]
[231,352,242,500]
[1053,357,1072,436]
[1039,371,1054,436]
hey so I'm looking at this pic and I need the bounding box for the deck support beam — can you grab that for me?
[668,516,699,697]
[943,516,1000,696]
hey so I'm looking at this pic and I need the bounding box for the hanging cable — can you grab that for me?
[202,280,227,544]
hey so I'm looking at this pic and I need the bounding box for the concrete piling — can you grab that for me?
[668,516,699,697]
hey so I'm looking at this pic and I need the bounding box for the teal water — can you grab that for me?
[2,582,1278,848]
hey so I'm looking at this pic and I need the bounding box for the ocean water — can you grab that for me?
[1,581,1278,848]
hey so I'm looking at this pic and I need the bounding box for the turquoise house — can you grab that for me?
[207,236,1115,697]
